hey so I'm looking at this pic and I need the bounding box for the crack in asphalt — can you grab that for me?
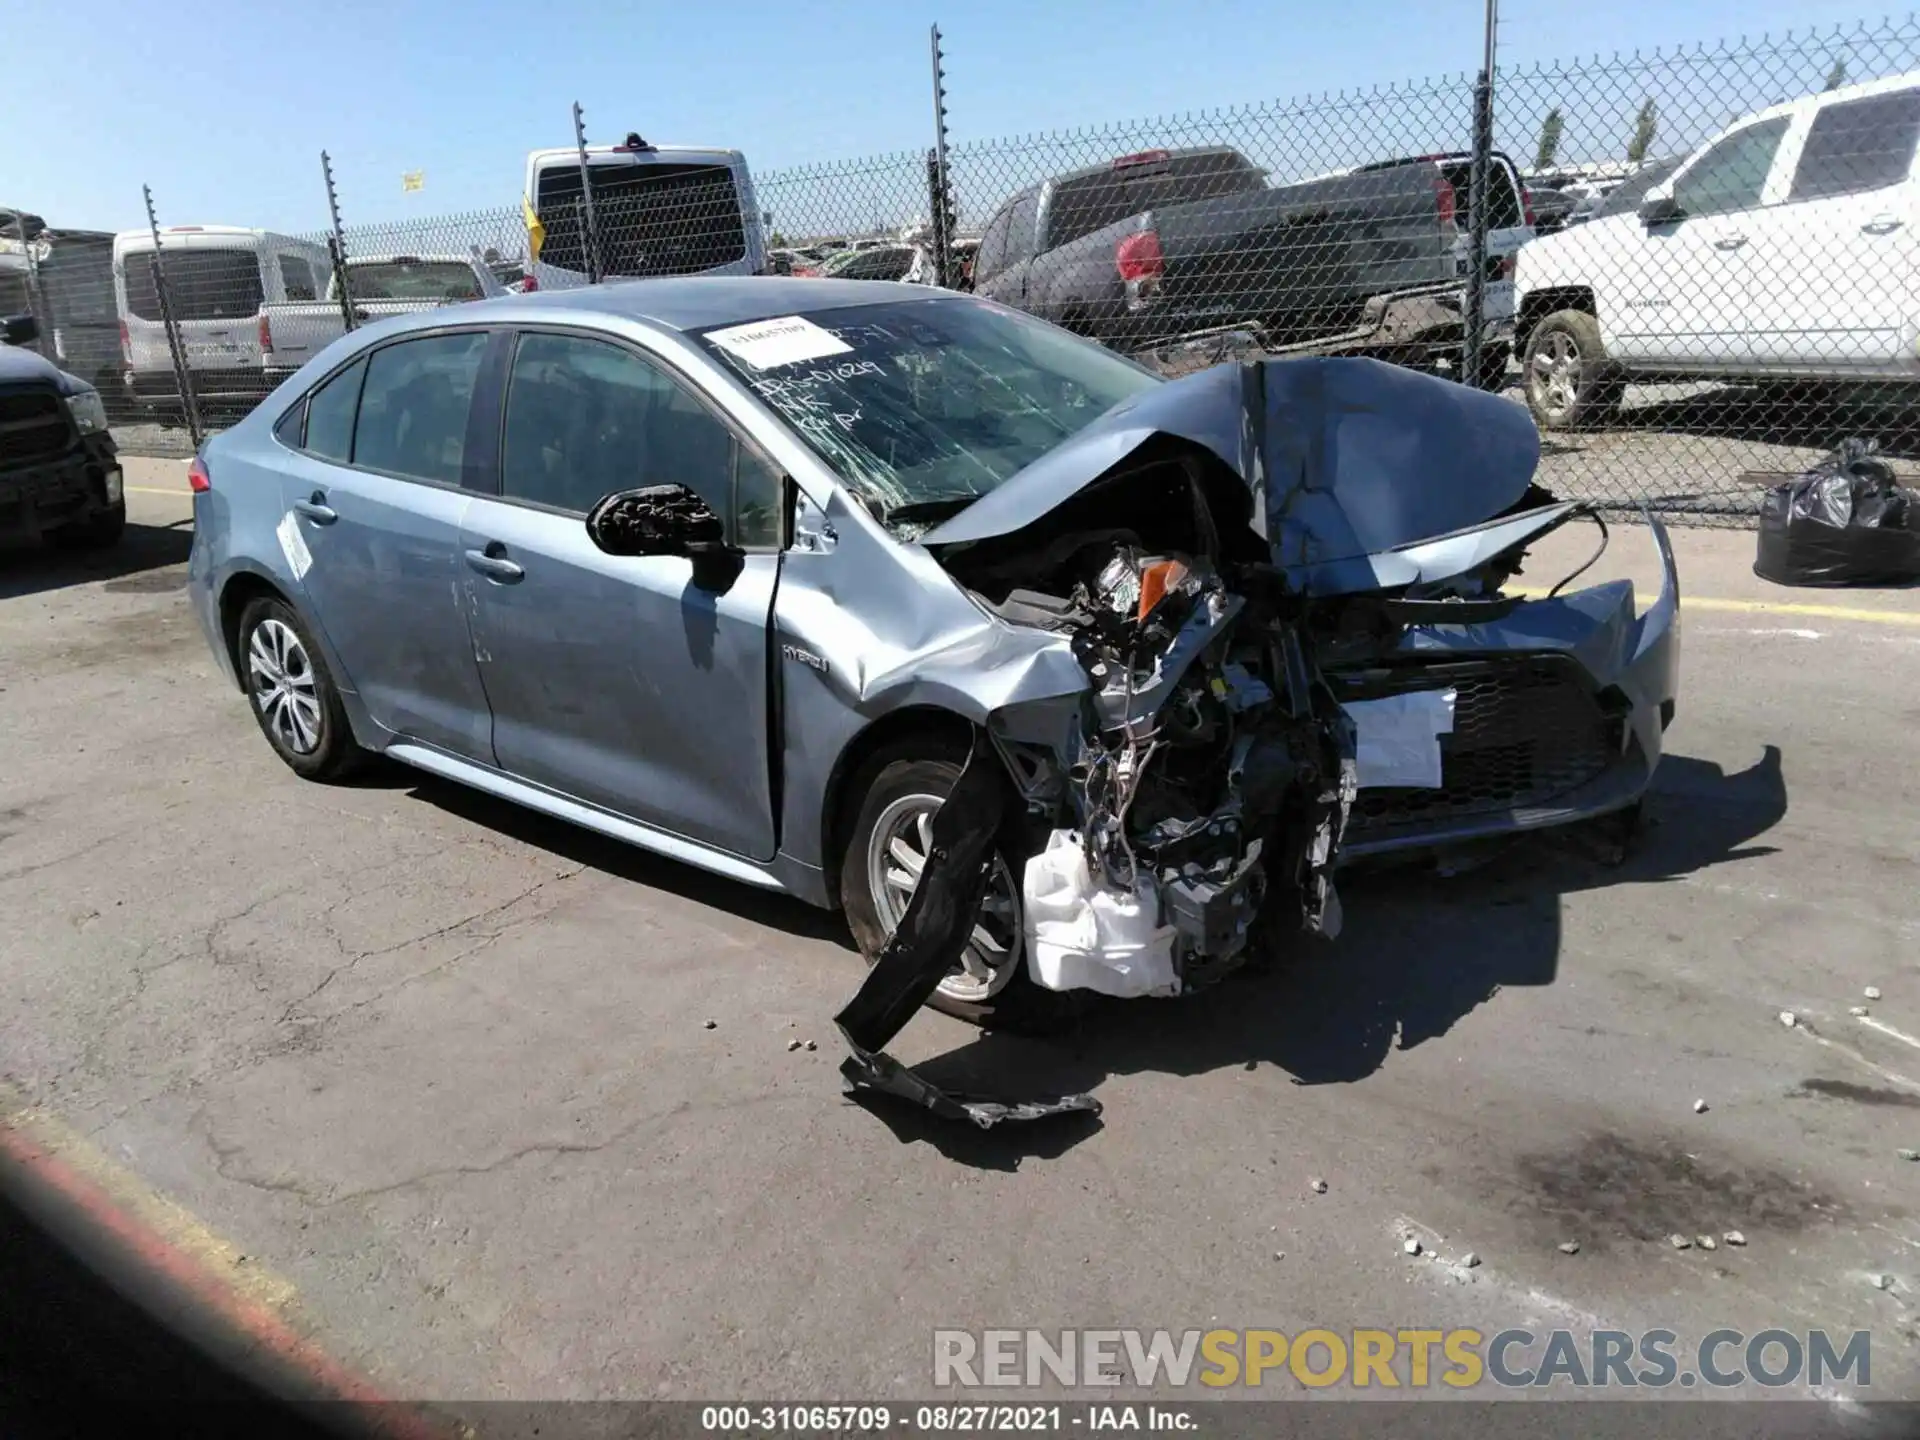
[275,864,588,1027]
[197,1091,796,1209]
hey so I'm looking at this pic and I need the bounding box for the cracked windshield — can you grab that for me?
[697,298,1158,529]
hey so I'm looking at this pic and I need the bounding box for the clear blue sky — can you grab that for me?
[1,0,1897,236]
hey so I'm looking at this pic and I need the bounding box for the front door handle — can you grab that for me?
[1712,233,1749,251]
[293,494,337,525]
[464,544,525,583]
[1862,215,1905,236]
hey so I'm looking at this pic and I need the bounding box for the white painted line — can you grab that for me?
[1793,1024,1920,1094]
[1857,1014,1920,1054]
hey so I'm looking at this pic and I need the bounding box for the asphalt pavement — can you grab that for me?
[1,466,1916,1429]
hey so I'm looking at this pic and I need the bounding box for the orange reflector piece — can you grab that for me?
[1137,560,1189,621]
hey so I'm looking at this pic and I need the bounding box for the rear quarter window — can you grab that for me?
[1790,89,1920,201]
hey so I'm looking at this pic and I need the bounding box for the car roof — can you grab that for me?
[386,276,938,335]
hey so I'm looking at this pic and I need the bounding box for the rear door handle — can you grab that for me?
[464,545,524,583]
[1862,215,1905,235]
[293,495,337,525]
[1712,233,1749,251]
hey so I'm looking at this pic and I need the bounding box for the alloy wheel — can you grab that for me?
[247,618,323,756]
[865,791,1023,1004]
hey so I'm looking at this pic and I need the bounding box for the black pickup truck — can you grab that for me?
[971,146,1465,360]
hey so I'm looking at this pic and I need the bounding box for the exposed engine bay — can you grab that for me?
[965,461,1359,997]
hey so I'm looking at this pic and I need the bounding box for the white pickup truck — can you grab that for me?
[1514,72,1920,428]
[259,253,503,382]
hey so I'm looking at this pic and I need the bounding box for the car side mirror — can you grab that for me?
[586,484,742,591]
[2,313,39,346]
[1638,190,1681,225]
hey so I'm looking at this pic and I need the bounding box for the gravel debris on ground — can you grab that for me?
[1692,1098,1709,1113]
[1851,1006,1870,1017]
[1696,1235,1717,1250]
[1864,986,1883,1001]
[1724,1231,1747,1246]
[1778,1010,1797,1028]
[1872,1274,1895,1291]
[1669,1234,1693,1250]
[1461,1252,1480,1269]
[703,1019,717,1030]
[787,1039,802,1052]
[1898,1148,1919,1162]
[1309,1178,1327,1194]
[1558,1241,1581,1255]
[1403,1238,1423,1256]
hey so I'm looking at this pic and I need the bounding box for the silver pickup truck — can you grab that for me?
[259,253,503,382]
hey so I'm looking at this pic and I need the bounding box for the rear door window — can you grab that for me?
[123,249,265,322]
[352,332,487,484]
[1789,89,1920,201]
[302,357,366,463]
[1672,118,1790,217]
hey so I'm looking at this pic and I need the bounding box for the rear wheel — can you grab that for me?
[235,595,366,782]
[1524,310,1622,429]
[840,743,1081,1034]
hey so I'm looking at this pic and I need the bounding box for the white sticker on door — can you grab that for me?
[276,510,314,581]
[705,314,853,370]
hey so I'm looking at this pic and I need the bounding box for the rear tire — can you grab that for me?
[235,595,367,783]
[50,500,125,551]
[1523,310,1622,429]
[840,740,1082,1035]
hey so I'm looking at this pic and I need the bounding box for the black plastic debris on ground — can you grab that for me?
[834,732,1100,1129]
[1754,439,1920,587]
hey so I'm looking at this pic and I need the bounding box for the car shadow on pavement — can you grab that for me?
[394,767,859,951]
[0,519,194,601]
[864,746,1788,1169]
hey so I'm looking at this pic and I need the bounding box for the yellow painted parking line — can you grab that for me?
[1510,585,1920,628]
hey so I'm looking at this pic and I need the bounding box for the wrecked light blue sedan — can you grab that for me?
[186,278,1678,1058]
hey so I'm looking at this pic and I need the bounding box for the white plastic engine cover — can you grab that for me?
[1022,830,1179,998]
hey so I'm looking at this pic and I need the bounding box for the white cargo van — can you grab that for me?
[522,135,766,290]
[1515,71,1920,427]
[113,226,332,421]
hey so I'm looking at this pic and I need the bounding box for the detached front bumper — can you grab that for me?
[1334,514,1680,858]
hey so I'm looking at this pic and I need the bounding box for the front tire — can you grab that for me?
[1524,309,1622,429]
[840,741,1080,1034]
[235,596,366,782]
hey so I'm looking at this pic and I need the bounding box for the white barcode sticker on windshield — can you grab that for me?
[706,315,852,370]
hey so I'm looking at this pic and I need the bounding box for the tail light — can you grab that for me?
[1496,253,1515,280]
[1433,174,1457,228]
[187,456,211,493]
[1115,229,1165,311]
[118,320,130,363]
[258,311,273,354]
[1521,184,1537,227]
[517,274,538,292]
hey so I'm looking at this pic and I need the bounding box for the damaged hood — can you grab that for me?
[920,356,1543,594]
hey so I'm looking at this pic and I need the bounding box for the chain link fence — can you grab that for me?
[14,14,1920,526]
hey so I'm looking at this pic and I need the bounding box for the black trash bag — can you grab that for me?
[1754,439,1920,587]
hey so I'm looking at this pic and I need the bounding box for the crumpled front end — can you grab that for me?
[834,356,1681,1127]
